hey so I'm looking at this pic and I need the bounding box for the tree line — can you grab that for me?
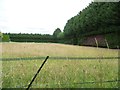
[2,32,64,43]
[63,2,120,46]
[1,2,120,48]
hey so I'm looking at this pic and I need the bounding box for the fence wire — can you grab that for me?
[17,80,120,88]
[1,56,120,61]
[0,57,120,88]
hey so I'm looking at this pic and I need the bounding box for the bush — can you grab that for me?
[2,35,10,42]
[105,32,119,49]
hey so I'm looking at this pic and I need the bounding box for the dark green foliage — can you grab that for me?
[52,28,65,43]
[3,33,65,43]
[57,32,64,39]
[105,32,120,49]
[6,33,54,43]
[2,34,10,42]
[53,28,62,38]
[2,3,120,49]
[0,32,2,37]
[0,32,2,42]
[63,2,120,48]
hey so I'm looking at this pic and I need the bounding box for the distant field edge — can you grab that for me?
[1,42,120,50]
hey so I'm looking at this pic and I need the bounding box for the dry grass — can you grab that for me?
[1,42,119,58]
[1,42,119,88]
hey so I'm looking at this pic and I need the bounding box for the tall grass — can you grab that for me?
[1,42,119,88]
[2,59,118,88]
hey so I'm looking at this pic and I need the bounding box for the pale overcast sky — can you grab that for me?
[0,0,93,34]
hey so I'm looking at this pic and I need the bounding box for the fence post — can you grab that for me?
[95,38,98,48]
[26,56,49,90]
[105,38,109,49]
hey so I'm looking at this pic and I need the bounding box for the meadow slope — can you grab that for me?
[1,42,119,88]
[1,42,119,58]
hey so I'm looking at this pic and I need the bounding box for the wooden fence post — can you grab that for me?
[105,38,109,49]
[95,38,98,48]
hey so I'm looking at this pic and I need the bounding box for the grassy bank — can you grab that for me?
[1,42,119,88]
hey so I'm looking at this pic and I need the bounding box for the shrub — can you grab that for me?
[2,34,10,42]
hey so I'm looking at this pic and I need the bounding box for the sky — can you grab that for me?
[0,0,93,34]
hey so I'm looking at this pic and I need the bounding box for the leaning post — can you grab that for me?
[26,56,49,90]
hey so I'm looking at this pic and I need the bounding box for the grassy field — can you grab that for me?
[1,42,119,88]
